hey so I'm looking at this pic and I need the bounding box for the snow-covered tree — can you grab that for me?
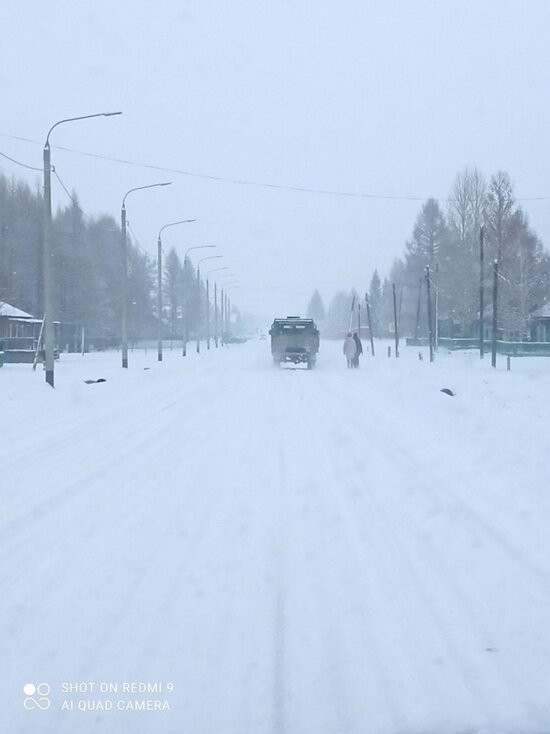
[306,289,326,323]
[368,270,382,336]
[327,291,353,336]
[438,168,488,333]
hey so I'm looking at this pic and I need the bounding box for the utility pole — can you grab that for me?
[120,204,128,368]
[434,262,439,352]
[42,112,122,386]
[224,289,228,343]
[219,288,224,344]
[365,292,375,356]
[204,267,228,350]
[206,278,211,349]
[195,254,222,354]
[42,141,54,386]
[182,245,215,356]
[121,182,171,368]
[392,283,399,358]
[214,281,218,347]
[479,225,485,359]
[426,266,434,362]
[157,232,163,361]
[226,294,230,339]
[157,219,196,362]
[196,265,201,354]
[414,275,423,342]
[492,259,498,368]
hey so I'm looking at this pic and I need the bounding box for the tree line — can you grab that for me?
[0,171,210,347]
[307,168,550,340]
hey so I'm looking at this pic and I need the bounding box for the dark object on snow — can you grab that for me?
[84,378,107,384]
[143,367,150,370]
[440,388,454,396]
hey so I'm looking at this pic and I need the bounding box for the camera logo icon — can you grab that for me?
[23,683,51,710]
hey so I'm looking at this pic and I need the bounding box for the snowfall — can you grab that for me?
[1,338,550,734]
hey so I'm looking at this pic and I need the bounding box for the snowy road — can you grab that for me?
[2,341,550,733]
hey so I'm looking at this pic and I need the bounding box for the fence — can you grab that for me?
[437,337,550,356]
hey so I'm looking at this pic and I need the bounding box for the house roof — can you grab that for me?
[531,304,550,319]
[7,317,43,324]
[0,302,34,319]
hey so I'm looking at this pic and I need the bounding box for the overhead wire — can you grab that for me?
[53,168,90,221]
[3,131,550,202]
[126,222,152,260]
[0,149,42,172]
[52,165,153,264]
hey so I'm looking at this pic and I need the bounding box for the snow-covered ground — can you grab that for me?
[1,340,550,734]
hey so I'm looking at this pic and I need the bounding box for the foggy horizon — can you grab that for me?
[2,0,550,322]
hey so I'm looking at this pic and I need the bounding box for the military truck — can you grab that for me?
[269,316,320,368]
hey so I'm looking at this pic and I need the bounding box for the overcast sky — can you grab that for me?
[1,0,550,323]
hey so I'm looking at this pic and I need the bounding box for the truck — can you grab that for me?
[269,316,320,368]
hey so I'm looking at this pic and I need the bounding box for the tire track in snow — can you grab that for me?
[272,439,287,734]
[268,370,362,734]
[11,364,270,734]
[318,370,550,606]
[95,367,275,734]
[0,367,248,588]
[300,376,438,732]
[2,367,261,644]
[1,369,218,524]
[311,369,550,728]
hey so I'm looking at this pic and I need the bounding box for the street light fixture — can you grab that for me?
[205,266,229,349]
[157,219,196,362]
[121,182,171,368]
[196,255,222,353]
[42,111,122,387]
[182,245,215,356]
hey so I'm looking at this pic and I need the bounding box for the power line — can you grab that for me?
[2,131,550,202]
[126,222,152,260]
[53,166,152,262]
[53,168,90,220]
[0,149,42,171]
[0,133,430,200]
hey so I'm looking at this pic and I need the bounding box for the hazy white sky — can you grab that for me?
[1,0,550,322]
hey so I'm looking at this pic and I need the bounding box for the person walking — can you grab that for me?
[352,332,363,368]
[343,332,357,368]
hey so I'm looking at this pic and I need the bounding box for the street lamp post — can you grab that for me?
[157,219,196,362]
[479,225,485,359]
[182,245,215,356]
[216,277,237,346]
[214,281,218,347]
[223,283,240,342]
[42,111,121,386]
[205,267,228,349]
[195,255,222,353]
[121,182,171,368]
[213,273,234,347]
